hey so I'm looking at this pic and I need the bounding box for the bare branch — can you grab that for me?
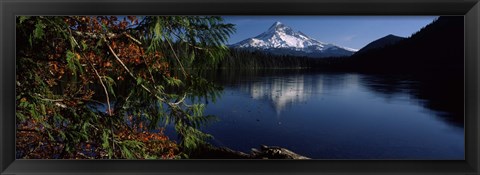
[104,37,167,104]
[124,33,142,45]
[141,54,157,85]
[165,38,188,77]
[171,93,187,106]
[69,34,113,116]
[73,31,142,45]
[35,94,64,102]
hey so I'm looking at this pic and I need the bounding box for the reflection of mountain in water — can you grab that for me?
[204,69,462,128]
[210,70,359,115]
[242,75,313,115]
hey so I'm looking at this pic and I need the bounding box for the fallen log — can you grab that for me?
[190,144,310,159]
[251,145,310,159]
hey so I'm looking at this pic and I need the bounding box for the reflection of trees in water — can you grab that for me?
[203,69,464,128]
[359,74,416,98]
[205,69,359,115]
[360,72,464,128]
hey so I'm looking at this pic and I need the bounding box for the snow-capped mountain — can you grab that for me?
[230,21,357,58]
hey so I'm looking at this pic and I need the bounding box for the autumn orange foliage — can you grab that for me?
[16,16,179,159]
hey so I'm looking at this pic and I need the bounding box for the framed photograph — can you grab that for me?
[1,0,479,174]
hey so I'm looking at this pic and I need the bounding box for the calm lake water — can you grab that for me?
[185,69,464,159]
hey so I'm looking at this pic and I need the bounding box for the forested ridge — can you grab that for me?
[348,16,464,72]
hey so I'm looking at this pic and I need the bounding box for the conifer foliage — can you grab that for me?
[16,16,235,159]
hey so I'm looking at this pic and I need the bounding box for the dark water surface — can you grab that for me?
[187,69,464,159]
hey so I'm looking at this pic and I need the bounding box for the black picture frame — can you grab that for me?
[1,0,479,174]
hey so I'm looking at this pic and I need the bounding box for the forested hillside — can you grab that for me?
[348,16,464,72]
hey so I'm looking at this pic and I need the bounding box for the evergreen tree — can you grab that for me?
[16,16,234,159]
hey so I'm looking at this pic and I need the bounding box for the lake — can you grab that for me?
[184,69,464,159]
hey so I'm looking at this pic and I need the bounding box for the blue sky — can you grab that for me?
[222,16,438,50]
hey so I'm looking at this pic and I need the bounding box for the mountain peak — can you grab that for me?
[356,34,405,54]
[268,21,283,29]
[385,34,401,38]
[231,21,357,58]
[267,21,290,32]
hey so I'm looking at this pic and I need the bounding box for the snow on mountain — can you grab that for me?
[230,21,357,58]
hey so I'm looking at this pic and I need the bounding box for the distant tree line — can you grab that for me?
[218,48,350,70]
